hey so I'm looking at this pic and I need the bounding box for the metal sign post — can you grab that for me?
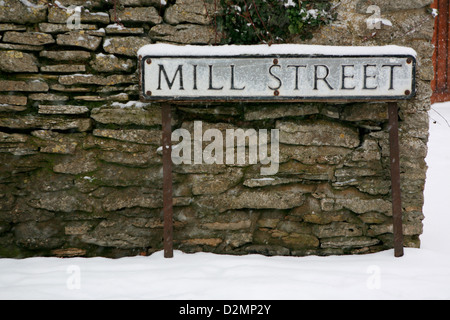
[388,102,404,258]
[161,103,174,258]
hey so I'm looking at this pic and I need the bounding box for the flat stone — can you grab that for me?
[98,150,160,167]
[335,198,392,215]
[91,105,161,127]
[0,95,27,106]
[0,115,92,132]
[149,24,215,44]
[117,0,164,6]
[105,24,144,34]
[0,131,28,143]
[56,31,102,51]
[280,145,352,165]
[244,103,319,121]
[0,80,48,92]
[90,53,136,72]
[103,36,152,57]
[39,141,79,155]
[73,94,128,102]
[92,164,162,188]
[278,161,334,181]
[83,135,153,153]
[50,84,91,93]
[38,22,98,34]
[243,177,301,188]
[48,7,110,24]
[190,168,243,195]
[14,221,64,250]
[181,238,223,247]
[31,130,82,155]
[80,215,159,249]
[3,31,55,46]
[356,0,434,13]
[29,93,69,102]
[72,95,106,102]
[276,119,360,148]
[38,105,89,115]
[313,222,363,238]
[102,188,162,211]
[55,0,105,8]
[93,129,161,145]
[280,233,320,250]
[0,51,38,73]
[40,64,86,73]
[51,248,87,258]
[320,236,380,249]
[59,74,136,86]
[28,191,95,213]
[196,184,313,213]
[109,7,162,24]
[0,43,44,51]
[40,50,92,61]
[164,0,215,25]
[0,0,47,24]
[341,103,388,122]
[0,24,26,31]
[53,151,98,175]
[0,105,27,112]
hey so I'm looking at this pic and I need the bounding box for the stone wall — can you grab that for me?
[0,0,433,258]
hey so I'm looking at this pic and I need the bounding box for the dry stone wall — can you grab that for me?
[0,0,433,258]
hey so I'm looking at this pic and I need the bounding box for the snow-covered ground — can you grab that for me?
[1,103,450,300]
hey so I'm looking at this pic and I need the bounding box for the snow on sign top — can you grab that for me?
[137,44,417,57]
[138,44,417,102]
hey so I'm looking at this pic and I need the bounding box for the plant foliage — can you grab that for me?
[216,0,336,45]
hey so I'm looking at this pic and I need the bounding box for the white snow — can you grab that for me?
[110,101,150,109]
[18,0,46,9]
[0,102,450,300]
[431,8,439,18]
[137,44,417,58]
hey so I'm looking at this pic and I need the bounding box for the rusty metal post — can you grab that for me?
[161,103,174,258]
[388,102,404,258]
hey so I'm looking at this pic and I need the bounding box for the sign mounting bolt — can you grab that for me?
[146,59,152,64]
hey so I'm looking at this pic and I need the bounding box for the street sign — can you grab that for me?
[140,53,415,102]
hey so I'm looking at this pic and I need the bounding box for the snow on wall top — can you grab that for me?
[137,44,417,58]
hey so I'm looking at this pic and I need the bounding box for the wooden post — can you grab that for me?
[388,102,404,258]
[161,103,174,258]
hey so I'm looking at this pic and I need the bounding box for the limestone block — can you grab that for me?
[56,31,102,51]
[164,0,215,25]
[48,7,110,24]
[149,24,215,44]
[40,50,92,61]
[0,80,48,92]
[0,51,38,73]
[276,119,360,148]
[90,53,136,72]
[0,0,47,24]
[103,36,152,57]
[3,31,55,46]
[109,7,162,24]
[38,105,89,115]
